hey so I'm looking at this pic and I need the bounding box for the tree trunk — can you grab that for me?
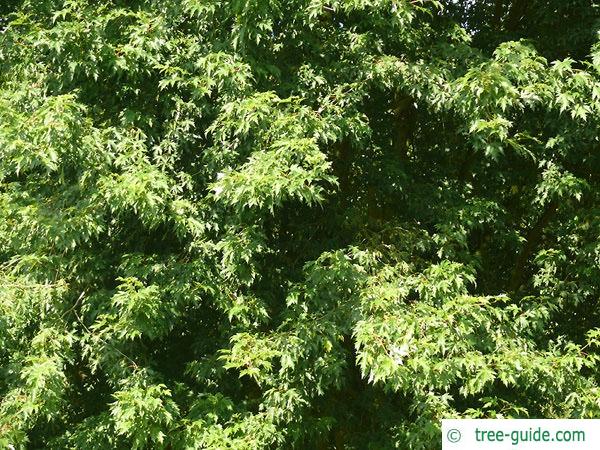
[509,200,558,293]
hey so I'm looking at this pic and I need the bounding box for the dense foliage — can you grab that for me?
[1,0,600,448]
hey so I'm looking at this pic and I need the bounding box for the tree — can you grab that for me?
[1,0,599,448]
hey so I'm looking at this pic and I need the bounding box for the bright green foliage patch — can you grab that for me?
[1,0,600,448]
